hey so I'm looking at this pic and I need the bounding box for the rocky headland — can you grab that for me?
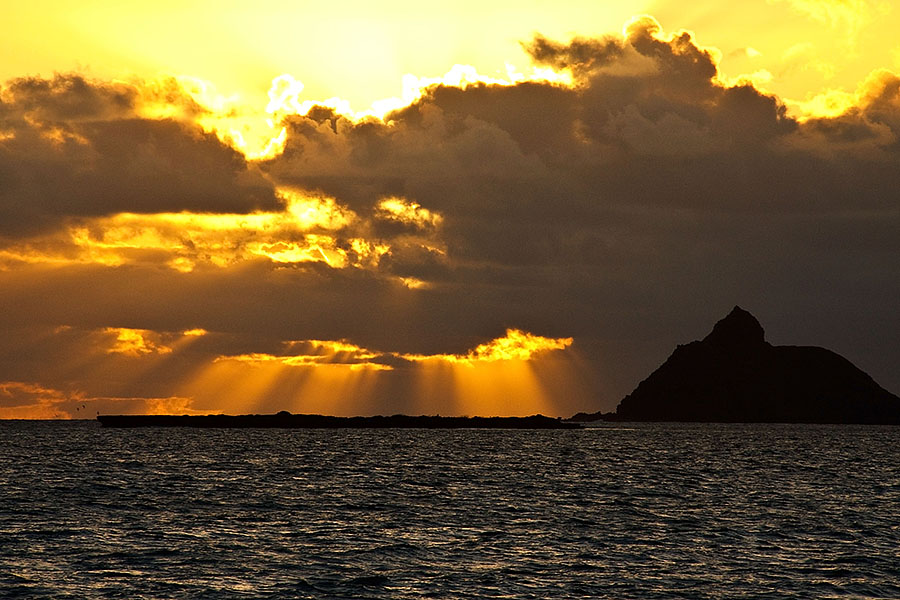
[573,307,900,424]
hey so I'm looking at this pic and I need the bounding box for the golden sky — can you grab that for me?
[1,1,899,418]
[5,0,899,113]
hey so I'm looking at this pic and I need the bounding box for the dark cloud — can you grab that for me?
[523,33,625,76]
[0,74,139,121]
[0,74,277,237]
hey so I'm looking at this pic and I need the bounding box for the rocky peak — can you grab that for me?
[702,305,766,349]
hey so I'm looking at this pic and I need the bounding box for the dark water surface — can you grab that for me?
[1,421,898,599]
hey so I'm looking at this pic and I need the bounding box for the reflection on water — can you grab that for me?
[1,421,898,598]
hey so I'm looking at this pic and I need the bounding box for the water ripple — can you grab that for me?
[0,422,898,598]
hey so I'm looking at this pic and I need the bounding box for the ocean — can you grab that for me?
[1,421,898,599]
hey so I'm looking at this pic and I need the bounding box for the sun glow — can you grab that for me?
[240,63,577,158]
[263,63,574,127]
[399,329,577,416]
[181,329,578,417]
[181,353,387,415]
[101,328,582,417]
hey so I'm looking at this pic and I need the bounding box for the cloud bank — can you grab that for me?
[1,17,898,417]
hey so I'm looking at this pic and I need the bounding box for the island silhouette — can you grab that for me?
[573,306,900,423]
[97,412,581,429]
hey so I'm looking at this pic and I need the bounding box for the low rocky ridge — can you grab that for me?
[573,307,900,423]
[98,413,581,429]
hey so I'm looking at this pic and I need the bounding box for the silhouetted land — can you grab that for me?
[97,412,581,429]
[573,306,900,424]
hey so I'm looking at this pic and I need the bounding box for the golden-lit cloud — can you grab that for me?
[0,189,402,272]
[105,328,173,356]
[214,329,573,371]
[218,339,391,371]
[469,329,574,361]
[402,329,573,365]
[100,326,208,356]
[376,197,443,229]
[397,276,429,289]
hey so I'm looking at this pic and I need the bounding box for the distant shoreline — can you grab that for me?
[96,412,582,429]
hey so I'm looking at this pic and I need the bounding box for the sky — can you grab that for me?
[1,0,898,418]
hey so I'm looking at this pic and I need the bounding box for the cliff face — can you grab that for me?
[613,307,900,423]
